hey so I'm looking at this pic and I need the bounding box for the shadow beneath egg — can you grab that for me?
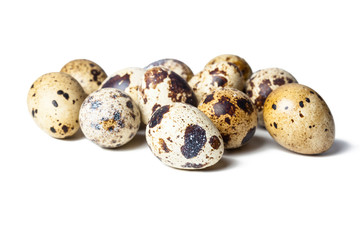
[202,157,239,172]
[317,139,352,157]
[224,135,268,156]
[107,129,147,151]
[63,129,85,141]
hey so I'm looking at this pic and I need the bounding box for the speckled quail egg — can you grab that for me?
[145,58,194,82]
[188,61,245,103]
[198,88,257,149]
[138,66,197,124]
[79,88,140,148]
[146,102,224,170]
[263,83,335,154]
[100,67,145,105]
[245,68,297,127]
[205,54,253,81]
[27,72,86,138]
[60,59,107,95]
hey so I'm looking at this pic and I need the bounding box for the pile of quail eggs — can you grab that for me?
[27,55,335,170]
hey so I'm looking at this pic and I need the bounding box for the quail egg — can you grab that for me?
[146,102,224,169]
[263,83,335,154]
[205,54,253,81]
[60,59,107,95]
[100,67,145,105]
[138,66,197,124]
[27,72,86,138]
[79,88,140,148]
[245,68,297,127]
[188,61,245,103]
[198,88,257,149]
[145,58,194,82]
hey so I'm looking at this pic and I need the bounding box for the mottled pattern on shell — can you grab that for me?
[263,83,335,155]
[27,72,86,138]
[138,66,197,124]
[146,103,224,170]
[100,67,145,105]
[61,59,107,95]
[198,88,257,149]
[188,61,245,103]
[79,88,140,148]
[205,54,253,81]
[245,68,297,127]
[146,58,194,82]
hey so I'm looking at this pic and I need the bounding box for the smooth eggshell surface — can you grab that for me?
[198,88,257,149]
[138,66,197,125]
[146,103,224,170]
[79,88,140,148]
[245,68,297,127]
[27,72,86,138]
[205,54,253,81]
[100,67,145,105]
[61,59,107,95]
[145,58,194,82]
[263,83,335,154]
[188,61,245,103]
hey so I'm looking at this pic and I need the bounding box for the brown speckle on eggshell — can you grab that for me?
[146,58,194,82]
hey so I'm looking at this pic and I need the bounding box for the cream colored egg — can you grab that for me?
[79,88,140,148]
[245,68,297,127]
[205,54,252,81]
[188,61,245,103]
[100,67,145,105]
[263,83,335,154]
[27,72,86,138]
[146,103,224,169]
[138,66,197,125]
[198,88,257,149]
[61,59,107,95]
[146,58,194,81]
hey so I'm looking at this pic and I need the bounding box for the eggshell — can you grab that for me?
[60,59,107,95]
[198,88,257,149]
[205,54,252,81]
[27,72,86,138]
[100,67,145,105]
[79,88,140,148]
[188,61,245,103]
[245,68,297,127]
[138,66,197,124]
[263,83,335,154]
[146,103,224,169]
[145,58,194,81]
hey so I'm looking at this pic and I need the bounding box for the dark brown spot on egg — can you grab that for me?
[299,101,304,108]
[52,100,58,107]
[57,90,64,95]
[152,103,161,113]
[209,135,221,149]
[255,81,272,111]
[102,74,130,90]
[316,93,324,101]
[126,100,133,110]
[273,122,278,129]
[222,134,230,143]
[182,162,204,168]
[203,93,214,104]
[159,138,170,153]
[299,112,304,118]
[305,98,310,103]
[62,125,68,133]
[237,98,254,114]
[225,117,231,124]
[168,71,197,106]
[32,93,36,97]
[241,127,256,145]
[273,78,285,86]
[286,77,294,83]
[211,76,227,87]
[213,96,236,117]
[180,124,207,159]
[145,67,168,89]
[209,68,227,75]
[50,127,56,133]
[246,90,253,98]
[148,105,170,128]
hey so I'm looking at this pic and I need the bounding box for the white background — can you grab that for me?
[1,0,359,239]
